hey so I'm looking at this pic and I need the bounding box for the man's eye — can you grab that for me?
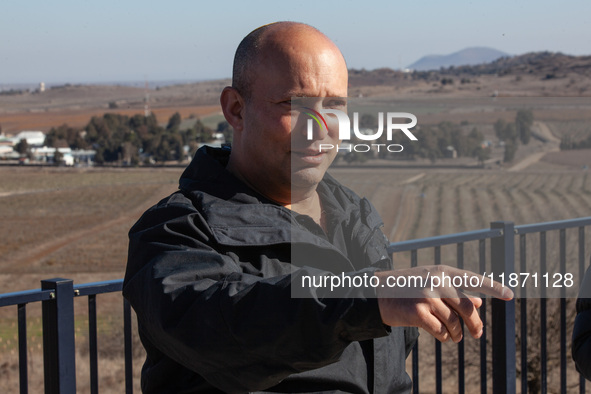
[324,100,347,109]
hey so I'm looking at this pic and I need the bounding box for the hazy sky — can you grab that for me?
[2,0,589,84]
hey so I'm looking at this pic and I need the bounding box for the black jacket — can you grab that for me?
[573,263,591,380]
[123,146,417,393]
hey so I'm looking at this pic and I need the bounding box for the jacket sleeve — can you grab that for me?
[123,193,389,393]
[573,263,591,380]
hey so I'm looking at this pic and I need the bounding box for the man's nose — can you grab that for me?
[291,109,329,141]
[304,117,329,140]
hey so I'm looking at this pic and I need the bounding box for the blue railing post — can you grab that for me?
[490,222,516,394]
[41,278,77,394]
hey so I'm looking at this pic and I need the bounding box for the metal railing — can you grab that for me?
[388,217,591,394]
[1,216,590,393]
[0,279,130,394]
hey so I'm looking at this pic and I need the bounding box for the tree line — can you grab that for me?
[340,109,534,165]
[340,114,491,165]
[43,112,232,164]
[29,109,534,166]
[493,109,534,162]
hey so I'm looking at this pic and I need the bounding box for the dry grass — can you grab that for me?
[0,167,180,280]
[542,149,591,168]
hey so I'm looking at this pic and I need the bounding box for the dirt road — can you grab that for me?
[507,121,560,171]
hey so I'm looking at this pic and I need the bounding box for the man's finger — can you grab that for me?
[442,296,483,339]
[430,299,463,343]
[416,305,452,342]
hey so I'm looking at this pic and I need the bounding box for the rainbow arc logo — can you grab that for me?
[301,107,328,131]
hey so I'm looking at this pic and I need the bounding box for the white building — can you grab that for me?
[31,146,72,164]
[0,145,18,159]
[10,131,45,147]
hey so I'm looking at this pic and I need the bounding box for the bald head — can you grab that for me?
[232,22,345,100]
[221,22,348,204]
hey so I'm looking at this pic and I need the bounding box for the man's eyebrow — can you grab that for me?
[288,94,348,99]
[325,97,347,103]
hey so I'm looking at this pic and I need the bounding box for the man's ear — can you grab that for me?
[220,87,245,132]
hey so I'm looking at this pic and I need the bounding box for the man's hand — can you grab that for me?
[375,265,513,343]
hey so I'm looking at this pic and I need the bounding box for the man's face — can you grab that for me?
[238,38,348,203]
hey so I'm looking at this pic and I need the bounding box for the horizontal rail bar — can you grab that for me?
[515,216,591,234]
[388,228,503,253]
[0,279,124,308]
[0,288,54,307]
[74,279,123,297]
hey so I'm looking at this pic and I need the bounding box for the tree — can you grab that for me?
[217,121,232,133]
[183,119,213,145]
[84,113,151,163]
[217,121,233,144]
[94,147,105,165]
[415,126,441,162]
[167,112,182,131]
[495,119,519,142]
[121,141,139,165]
[474,146,491,166]
[151,131,184,162]
[503,140,518,163]
[53,149,63,165]
[46,124,88,150]
[516,109,534,145]
[466,127,485,158]
[15,138,29,155]
[359,114,377,129]
[494,119,507,141]
[188,141,200,158]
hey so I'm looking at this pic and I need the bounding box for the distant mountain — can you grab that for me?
[439,51,591,78]
[347,51,591,88]
[408,47,510,71]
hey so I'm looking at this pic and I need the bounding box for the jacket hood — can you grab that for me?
[179,145,263,203]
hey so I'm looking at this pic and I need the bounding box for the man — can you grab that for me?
[573,262,591,380]
[124,22,512,393]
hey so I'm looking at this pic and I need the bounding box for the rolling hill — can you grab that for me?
[408,47,510,71]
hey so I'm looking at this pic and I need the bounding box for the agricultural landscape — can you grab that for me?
[1,53,591,392]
